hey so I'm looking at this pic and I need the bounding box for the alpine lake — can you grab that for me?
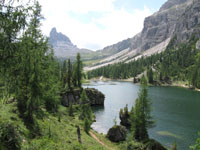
[83,81,200,150]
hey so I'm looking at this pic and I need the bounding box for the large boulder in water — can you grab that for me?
[107,125,127,142]
[62,88,105,107]
[144,139,167,150]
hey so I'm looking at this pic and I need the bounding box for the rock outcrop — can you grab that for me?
[62,88,105,107]
[107,125,127,142]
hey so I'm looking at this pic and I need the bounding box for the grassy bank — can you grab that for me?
[0,101,119,150]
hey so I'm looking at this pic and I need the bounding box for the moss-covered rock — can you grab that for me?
[107,125,127,142]
[62,88,105,107]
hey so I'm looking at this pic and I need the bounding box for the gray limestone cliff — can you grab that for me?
[86,0,200,70]
[104,0,192,54]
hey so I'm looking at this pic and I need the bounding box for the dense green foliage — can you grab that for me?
[0,122,21,150]
[68,103,74,117]
[0,1,95,149]
[71,53,83,88]
[0,1,61,132]
[67,59,72,90]
[147,68,153,84]
[88,57,151,79]
[79,90,92,134]
[84,118,90,134]
[88,37,200,88]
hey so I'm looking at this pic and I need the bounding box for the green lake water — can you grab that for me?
[84,81,200,150]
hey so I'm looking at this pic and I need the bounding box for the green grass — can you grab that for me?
[0,102,117,150]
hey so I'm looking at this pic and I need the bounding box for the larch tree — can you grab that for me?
[62,60,67,88]
[67,59,72,90]
[76,53,82,88]
[131,75,155,141]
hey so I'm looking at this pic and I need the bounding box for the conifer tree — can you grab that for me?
[147,68,154,84]
[44,55,61,113]
[72,64,77,87]
[0,2,27,94]
[69,102,74,117]
[84,118,90,134]
[16,1,47,123]
[79,90,92,134]
[76,53,82,88]
[67,59,72,90]
[62,60,67,88]
[16,1,60,119]
[79,90,92,120]
[131,75,154,141]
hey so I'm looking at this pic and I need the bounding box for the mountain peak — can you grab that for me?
[49,27,73,46]
[48,27,92,58]
[50,27,57,36]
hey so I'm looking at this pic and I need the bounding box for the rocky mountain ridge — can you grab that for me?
[85,0,200,71]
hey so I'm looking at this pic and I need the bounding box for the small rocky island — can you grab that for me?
[62,88,105,106]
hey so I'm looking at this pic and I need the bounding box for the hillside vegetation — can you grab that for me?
[0,1,117,150]
[0,100,119,150]
[87,37,200,89]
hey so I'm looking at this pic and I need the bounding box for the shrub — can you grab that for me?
[0,122,21,150]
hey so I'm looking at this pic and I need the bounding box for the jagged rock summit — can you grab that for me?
[49,27,73,46]
[49,27,92,59]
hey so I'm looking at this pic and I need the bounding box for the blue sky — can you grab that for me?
[114,0,166,11]
[39,0,167,50]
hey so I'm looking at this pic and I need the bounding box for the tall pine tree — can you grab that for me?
[131,75,154,141]
[76,53,82,88]
[67,59,72,90]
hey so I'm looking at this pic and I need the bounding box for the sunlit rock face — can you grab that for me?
[86,0,200,70]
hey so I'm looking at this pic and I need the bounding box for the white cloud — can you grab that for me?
[39,0,152,50]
